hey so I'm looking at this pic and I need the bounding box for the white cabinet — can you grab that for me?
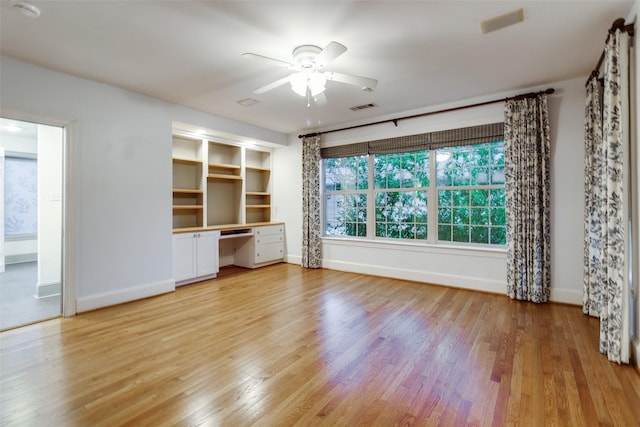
[173,230,220,285]
[235,224,284,269]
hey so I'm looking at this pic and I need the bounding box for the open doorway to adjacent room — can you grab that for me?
[1,118,64,330]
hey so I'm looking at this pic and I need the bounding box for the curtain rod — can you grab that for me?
[586,18,635,87]
[298,88,555,139]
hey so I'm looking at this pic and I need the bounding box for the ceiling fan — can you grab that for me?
[242,41,378,100]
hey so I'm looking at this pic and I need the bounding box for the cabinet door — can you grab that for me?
[196,231,219,277]
[173,233,197,282]
[255,242,284,264]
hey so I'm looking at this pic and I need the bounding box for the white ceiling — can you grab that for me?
[0,1,635,135]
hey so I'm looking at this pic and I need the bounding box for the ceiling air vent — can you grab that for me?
[350,103,377,112]
[481,9,524,34]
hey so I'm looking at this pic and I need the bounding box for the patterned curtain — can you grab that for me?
[301,135,322,268]
[583,76,605,318]
[590,29,630,364]
[504,94,551,303]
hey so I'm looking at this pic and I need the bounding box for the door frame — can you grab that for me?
[1,109,78,317]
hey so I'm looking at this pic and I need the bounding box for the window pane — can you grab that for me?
[356,157,368,190]
[453,225,468,242]
[470,226,489,244]
[375,190,427,240]
[438,207,451,224]
[415,151,430,187]
[436,142,504,188]
[453,208,470,224]
[324,193,367,237]
[470,208,488,224]
[438,190,452,207]
[492,146,504,166]
[374,150,428,190]
[438,225,451,240]
[452,190,469,206]
[490,226,506,245]
[470,189,488,206]
[491,168,505,184]
[324,155,368,192]
[490,188,505,206]
[490,207,505,226]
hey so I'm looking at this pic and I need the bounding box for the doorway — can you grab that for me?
[1,118,64,330]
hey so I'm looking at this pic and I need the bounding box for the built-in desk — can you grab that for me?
[172,222,285,286]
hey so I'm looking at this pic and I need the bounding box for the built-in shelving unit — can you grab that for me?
[245,149,271,224]
[172,137,204,231]
[172,130,282,282]
[172,133,274,231]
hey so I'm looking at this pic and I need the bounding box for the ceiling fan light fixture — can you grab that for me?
[308,72,326,97]
[290,72,308,96]
[289,71,327,97]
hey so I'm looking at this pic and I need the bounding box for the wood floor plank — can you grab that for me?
[1,264,639,426]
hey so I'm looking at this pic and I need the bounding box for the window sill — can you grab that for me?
[320,236,506,258]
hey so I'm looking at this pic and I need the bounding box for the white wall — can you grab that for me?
[36,124,63,298]
[0,55,288,313]
[275,76,586,304]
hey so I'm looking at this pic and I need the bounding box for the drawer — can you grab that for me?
[256,232,283,245]
[255,242,284,263]
[255,224,284,236]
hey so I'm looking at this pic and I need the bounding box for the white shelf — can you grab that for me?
[172,133,275,230]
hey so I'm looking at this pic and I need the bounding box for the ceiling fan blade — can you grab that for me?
[314,41,347,67]
[242,52,295,69]
[324,71,378,90]
[253,76,291,94]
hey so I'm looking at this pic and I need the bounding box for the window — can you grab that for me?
[324,155,368,237]
[374,151,429,240]
[435,142,506,245]
[321,123,505,247]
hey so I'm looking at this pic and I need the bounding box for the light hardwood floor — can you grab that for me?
[1,264,639,426]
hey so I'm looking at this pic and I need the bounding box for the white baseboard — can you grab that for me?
[320,258,581,304]
[76,279,175,313]
[549,288,582,305]
[322,259,506,295]
[35,280,61,298]
[286,254,302,265]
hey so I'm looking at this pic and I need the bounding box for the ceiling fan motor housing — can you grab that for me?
[292,45,322,67]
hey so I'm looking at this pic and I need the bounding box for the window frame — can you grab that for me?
[321,139,505,248]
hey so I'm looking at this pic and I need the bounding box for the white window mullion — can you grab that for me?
[367,153,375,238]
[428,150,437,243]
